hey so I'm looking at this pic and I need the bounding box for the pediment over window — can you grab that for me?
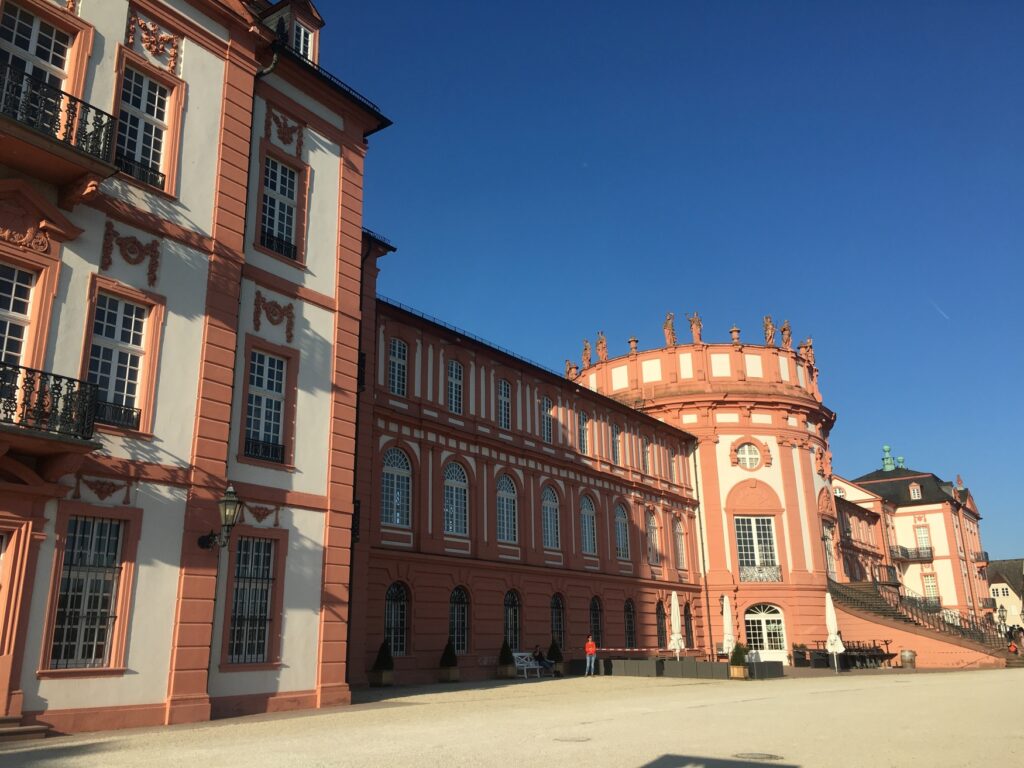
[0,179,83,255]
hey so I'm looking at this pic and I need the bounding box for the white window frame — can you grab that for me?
[246,350,286,451]
[646,510,660,565]
[380,448,412,528]
[580,496,597,556]
[260,155,298,247]
[0,261,34,365]
[387,338,407,397]
[0,3,71,87]
[577,409,588,454]
[735,516,778,567]
[541,396,553,443]
[443,462,468,536]
[117,67,170,182]
[541,486,560,550]
[611,424,621,464]
[497,378,511,430]
[292,21,313,60]
[87,293,146,413]
[909,483,922,500]
[744,604,786,653]
[736,442,761,469]
[614,505,629,560]
[447,360,463,415]
[495,474,517,543]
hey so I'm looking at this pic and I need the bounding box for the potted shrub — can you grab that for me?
[729,643,749,679]
[368,640,394,686]
[439,637,460,682]
[497,639,517,679]
[547,639,564,677]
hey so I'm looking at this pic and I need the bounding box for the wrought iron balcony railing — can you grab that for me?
[972,551,989,563]
[981,597,996,610]
[0,362,98,440]
[874,565,900,586]
[244,437,285,464]
[94,400,142,430]
[889,545,933,562]
[115,151,166,188]
[739,564,782,583]
[259,229,298,260]
[0,61,115,165]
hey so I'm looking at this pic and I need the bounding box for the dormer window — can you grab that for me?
[909,483,922,501]
[292,22,312,60]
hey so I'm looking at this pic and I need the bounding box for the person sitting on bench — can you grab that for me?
[532,645,555,673]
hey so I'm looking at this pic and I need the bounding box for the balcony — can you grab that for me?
[739,564,782,583]
[981,597,996,610]
[0,363,98,444]
[244,437,285,464]
[889,545,933,563]
[94,400,142,431]
[0,62,117,186]
[259,229,298,260]
[874,565,900,586]
[972,551,989,564]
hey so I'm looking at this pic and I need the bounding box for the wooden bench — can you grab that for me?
[512,652,554,679]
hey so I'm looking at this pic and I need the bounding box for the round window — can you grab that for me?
[736,443,761,469]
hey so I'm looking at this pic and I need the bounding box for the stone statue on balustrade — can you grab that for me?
[596,331,608,362]
[663,312,677,346]
[763,315,776,346]
[581,339,591,369]
[803,337,815,365]
[780,320,792,351]
[687,312,702,344]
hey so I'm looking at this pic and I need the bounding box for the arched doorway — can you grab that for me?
[744,604,787,663]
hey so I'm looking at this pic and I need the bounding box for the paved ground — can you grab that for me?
[1,668,1021,768]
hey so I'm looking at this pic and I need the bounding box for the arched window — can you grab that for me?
[497,378,511,430]
[447,360,463,414]
[673,519,685,569]
[623,599,637,648]
[577,410,588,454]
[496,474,518,543]
[504,590,521,650]
[449,586,469,654]
[614,504,630,560]
[541,486,560,550]
[589,596,603,646]
[646,510,660,565]
[641,437,651,474]
[744,604,786,652]
[683,602,694,648]
[580,496,597,556]
[611,424,621,464]
[380,448,412,527]
[550,593,565,649]
[384,581,409,656]
[655,601,667,648]
[541,396,553,443]
[443,462,469,536]
[388,338,407,397]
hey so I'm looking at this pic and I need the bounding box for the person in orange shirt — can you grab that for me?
[584,634,597,676]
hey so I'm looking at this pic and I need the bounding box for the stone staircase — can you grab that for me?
[0,716,48,744]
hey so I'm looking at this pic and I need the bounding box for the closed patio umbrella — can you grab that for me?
[668,591,685,660]
[825,592,846,675]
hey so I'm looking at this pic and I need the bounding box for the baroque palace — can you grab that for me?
[0,0,1009,736]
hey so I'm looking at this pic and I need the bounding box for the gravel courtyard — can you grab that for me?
[2,668,1020,768]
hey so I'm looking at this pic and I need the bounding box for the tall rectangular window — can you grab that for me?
[641,437,650,474]
[116,67,169,188]
[668,449,677,482]
[447,360,463,414]
[915,525,931,550]
[577,410,588,454]
[0,4,71,89]
[541,396,552,443]
[611,424,621,464]
[0,261,33,365]
[87,293,146,430]
[245,350,286,463]
[260,156,299,259]
[497,379,511,430]
[922,573,939,601]
[228,536,275,664]
[736,516,779,581]
[292,22,312,59]
[49,516,123,669]
[388,338,407,397]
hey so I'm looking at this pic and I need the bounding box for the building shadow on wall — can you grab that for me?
[640,756,799,768]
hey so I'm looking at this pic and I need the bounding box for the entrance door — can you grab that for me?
[744,604,788,664]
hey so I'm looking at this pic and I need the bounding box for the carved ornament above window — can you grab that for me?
[102,221,160,287]
[253,289,295,343]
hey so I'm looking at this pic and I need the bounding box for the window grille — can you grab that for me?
[623,599,637,648]
[380,448,411,527]
[580,496,597,555]
[503,590,520,650]
[496,474,517,543]
[577,410,588,454]
[655,601,667,648]
[245,350,286,463]
[116,67,169,187]
[49,516,123,669]
[447,360,463,414]
[589,596,603,646]
[497,379,511,430]
[449,587,469,654]
[0,261,34,365]
[388,338,407,397]
[541,486,560,550]
[646,510,660,565]
[384,581,409,656]
[550,593,565,649]
[614,505,629,560]
[228,536,275,664]
[443,462,468,536]
[541,396,552,443]
[88,293,146,429]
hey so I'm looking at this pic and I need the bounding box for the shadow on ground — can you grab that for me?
[641,756,799,768]
[0,740,112,768]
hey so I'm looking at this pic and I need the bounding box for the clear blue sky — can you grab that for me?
[326,1,1023,559]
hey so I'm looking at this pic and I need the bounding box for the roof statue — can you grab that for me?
[596,331,608,362]
[804,337,815,365]
[763,315,776,346]
[581,338,591,369]
[687,312,702,344]
[663,312,677,346]
[780,319,792,351]
[564,359,573,378]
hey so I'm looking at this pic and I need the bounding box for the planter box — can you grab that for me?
[747,661,784,680]
[497,664,517,679]
[729,665,749,680]
[438,667,460,683]
[367,669,393,687]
